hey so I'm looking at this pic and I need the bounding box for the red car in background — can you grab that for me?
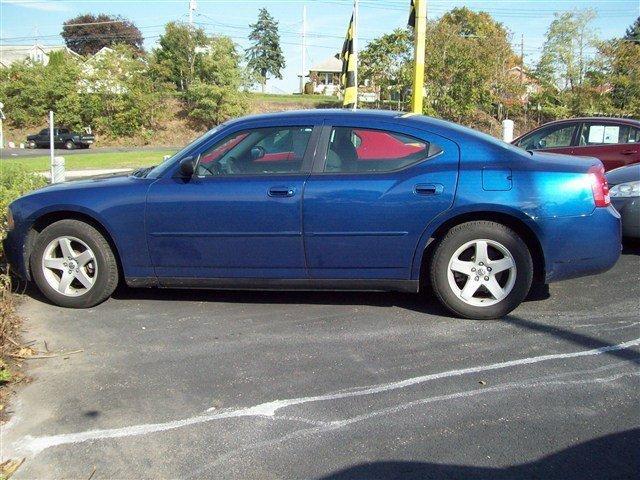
[512,117,640,171]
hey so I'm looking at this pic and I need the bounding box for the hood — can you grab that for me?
[605,163,640,186]
[32,172,143,195]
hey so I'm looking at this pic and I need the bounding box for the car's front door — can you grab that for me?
[145,123,319,280]
[302,121,459,280]
[515,122,578,155]
[572,121,640,171]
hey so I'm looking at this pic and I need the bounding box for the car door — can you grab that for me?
[145,122,319,281]
[514,122,578,155]
[572,121,640,171]
[302,121,459,280]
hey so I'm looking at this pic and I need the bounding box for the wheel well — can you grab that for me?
[27,211,123,280]
[420,211,546,287]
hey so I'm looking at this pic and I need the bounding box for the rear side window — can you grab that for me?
[324,127,440,173]
[517,123,576,150]
[579,123,640,145]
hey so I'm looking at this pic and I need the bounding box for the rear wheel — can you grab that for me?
[430,221,533,319]
[65,140,75,150]
[27,140,36,149]
[31,220,119,308]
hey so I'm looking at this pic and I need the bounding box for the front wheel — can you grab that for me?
[31,220,119,308]
[430,221,533,319]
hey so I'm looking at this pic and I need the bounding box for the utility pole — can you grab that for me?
[189,0,197,25]
[352,0,359,110]
[411,0,427,114]
[520,33,524,84]
[300,5,307,94]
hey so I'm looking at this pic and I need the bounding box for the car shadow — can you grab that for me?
[315,428,640,480]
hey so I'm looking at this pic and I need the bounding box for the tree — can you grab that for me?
[152,22,209,91]
[184,36,248,128]
[245,8,285,92]
[61,14,143,56]
[595,38,640,117]
[359,29,413,103]
[422,7,521,121]
[536,10,597,91]
[624,16,640,44]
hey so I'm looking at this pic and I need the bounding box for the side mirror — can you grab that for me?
[178,156,196,178]
[250,146,265,160]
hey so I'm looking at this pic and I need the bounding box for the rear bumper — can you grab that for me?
[611,197,640,239]
[543,205,621,283]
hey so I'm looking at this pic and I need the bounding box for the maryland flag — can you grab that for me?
[408,0,415,28]
[340,13,357,108]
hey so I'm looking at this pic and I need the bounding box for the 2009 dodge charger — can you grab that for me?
[3,110,621,319]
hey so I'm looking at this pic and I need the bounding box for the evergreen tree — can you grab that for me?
[245,9,285,92]
[624,17,640,44]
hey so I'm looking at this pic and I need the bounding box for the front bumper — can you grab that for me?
[542,205,621,283]
[611,197,640,239]
[3,229,30,280]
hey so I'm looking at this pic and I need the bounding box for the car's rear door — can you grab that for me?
[572,121,640,170]
[302,120,459,280]
[145,120,320,281]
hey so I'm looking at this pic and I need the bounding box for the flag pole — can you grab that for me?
[352,0,359,110]
[411,0,427,114]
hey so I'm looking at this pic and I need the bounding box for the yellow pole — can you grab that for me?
[411,0,427,114]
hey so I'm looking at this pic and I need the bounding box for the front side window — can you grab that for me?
[517,124,576,150]
[196,126,313,176]
[324,127,439,173]
[578,123,640,146]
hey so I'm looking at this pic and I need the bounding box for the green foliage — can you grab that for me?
[82,45,171,136]
[536,10,597,91]
[422,7,522,121]
[246,8,285,90]
[152,22,210,91]
[360,28,413,102]
[62,13,143,56]
[596,39,640,116]
[0,165,47,251]
[185,80,247,129]
[624,16,640,43]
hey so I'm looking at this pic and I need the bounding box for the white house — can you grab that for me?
[308,55,342,96]
[0,44,78,67]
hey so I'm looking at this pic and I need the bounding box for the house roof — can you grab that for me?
[0,44,77,67]
[309,55,342,73]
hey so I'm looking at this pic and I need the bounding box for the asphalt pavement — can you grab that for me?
[2,245,639,479]
[0,146,176,159]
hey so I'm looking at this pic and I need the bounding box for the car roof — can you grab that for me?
[605,163,640,185]
[224,109,513,150]
[536,117,640,126]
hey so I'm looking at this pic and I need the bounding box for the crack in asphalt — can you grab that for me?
[13,337,640,457]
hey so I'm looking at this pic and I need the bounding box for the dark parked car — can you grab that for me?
[606,163,640,239]
[4,110,621,319]
[27,127,95,150]
[513,117,640,171]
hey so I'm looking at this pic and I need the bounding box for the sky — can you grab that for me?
[1,0,638,93]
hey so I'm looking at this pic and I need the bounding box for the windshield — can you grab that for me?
[144,126,221,179]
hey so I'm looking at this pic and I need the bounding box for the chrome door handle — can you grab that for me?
[621,150,638,155]
[268,186,296,197]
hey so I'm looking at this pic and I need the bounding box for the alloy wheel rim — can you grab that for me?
[447,239,517,307]
[41,236,98,297]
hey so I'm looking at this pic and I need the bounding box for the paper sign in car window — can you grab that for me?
[588,125,605,143]
[603,126,619,144]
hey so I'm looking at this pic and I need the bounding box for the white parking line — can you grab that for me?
[15,337,640,456]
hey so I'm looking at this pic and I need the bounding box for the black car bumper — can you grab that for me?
[611,197,640,239]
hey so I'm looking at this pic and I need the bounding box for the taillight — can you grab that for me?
[588,165,610,207]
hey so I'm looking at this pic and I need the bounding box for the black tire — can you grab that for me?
[429,221,533,320]
[31,220,119,308]
[27,140,36,149]
[65,140,76,150]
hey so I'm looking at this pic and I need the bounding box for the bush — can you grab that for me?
[0,165,47,254]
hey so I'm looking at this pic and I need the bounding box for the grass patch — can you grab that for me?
[249,92,341,107]
[0,150,175,173]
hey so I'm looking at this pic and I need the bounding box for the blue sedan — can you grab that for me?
[4,110,621,319]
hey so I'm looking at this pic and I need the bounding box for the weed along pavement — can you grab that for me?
[2,247,639,479]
